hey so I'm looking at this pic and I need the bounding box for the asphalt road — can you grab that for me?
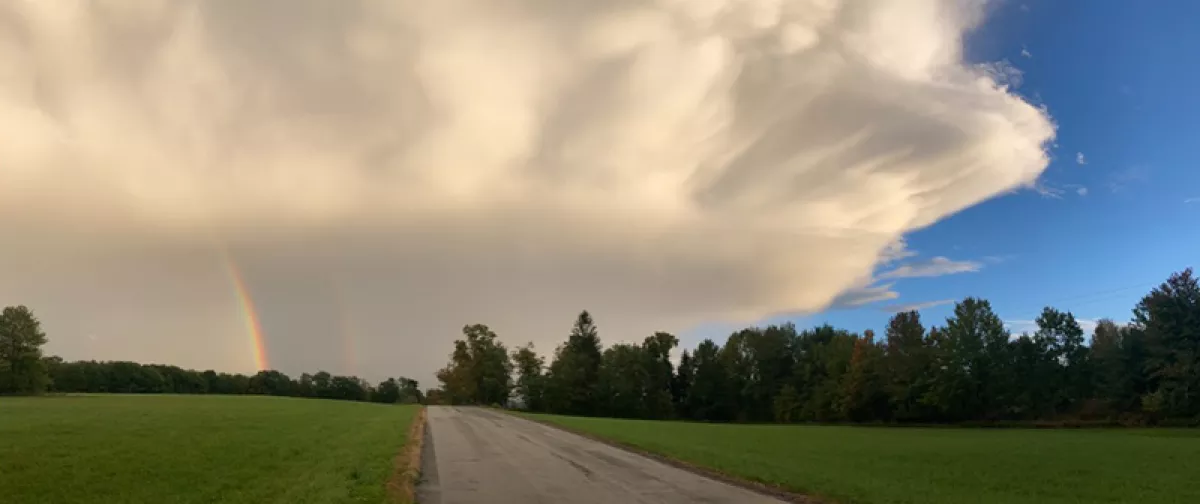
[416,406,785,504]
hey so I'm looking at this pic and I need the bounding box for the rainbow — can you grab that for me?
[223,253,270,372]
[329,275,358,377]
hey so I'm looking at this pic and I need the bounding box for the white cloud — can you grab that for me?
[1021,46,1032,58]
[1076,152,1087,165]
[877,256,983,280]
[1077,187,1089,196]
[0,0,1055,382]
[883,299,955,313]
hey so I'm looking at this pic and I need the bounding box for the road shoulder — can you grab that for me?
[387,406,428,503]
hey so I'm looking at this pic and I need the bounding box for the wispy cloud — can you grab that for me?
[1062,184,1089,197]
[1032,181,1065,199]
[982,254,1017,264]
[1021,46,1033,58]
[879,238,919,266]
[1030,161,1089,198]
[877,257,983,280]
[833,252,986,310]
[1108,165,1150,193]
[1185,197,1199,204]
[883,299,955,313]
[831,284,900,308]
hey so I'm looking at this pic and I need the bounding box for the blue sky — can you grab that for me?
[690,0,1200,344]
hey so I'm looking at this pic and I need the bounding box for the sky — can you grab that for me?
[1,0,1194,387]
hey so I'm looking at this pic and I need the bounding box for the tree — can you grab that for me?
[1091,319,1148,414]
[923,298,1011,420]
[687,339,734,421]
[248,370,295,396]
[640,332,678,419]
[329,375,369,401]
[1134,268,1200,418]
[839,331,887,421]
[312,371,333,398]
[671,349,695,418]
[773,384,801,423]
[1035,306,1090,411]
[374,378,401,404]
[597,343,647,418]
[545,311,603,415]
[0,305,50,394]
[297,373,315,397]
[511,343,546,411]
[436,340,475,404]
[398,377,423,404]
[436,324,512,406]
[884,311,932,421]
[466,324,513,406]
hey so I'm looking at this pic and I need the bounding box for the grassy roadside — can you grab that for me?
[520,412,1200,504]
[1,395,419,504]
[387,406,427,503]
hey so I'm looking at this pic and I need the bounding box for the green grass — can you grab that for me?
[523,413,1200,504]
[0,395,418,504]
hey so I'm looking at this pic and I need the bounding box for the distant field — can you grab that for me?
[523,413,1200,504]
[1,395,418,504]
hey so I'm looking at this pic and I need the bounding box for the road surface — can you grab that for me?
[416,406,786,504]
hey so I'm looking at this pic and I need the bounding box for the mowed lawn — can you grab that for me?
[525,413,1200,504]
[1,395,418,504]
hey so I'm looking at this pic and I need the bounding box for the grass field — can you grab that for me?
[524,413,1200,504]
[0,395,418,504]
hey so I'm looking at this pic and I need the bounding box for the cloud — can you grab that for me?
[1061,183,1088,197]
[1185,197,1199,204]
[981,254,1016,264]
[879,238,919,266]
[1108,165,1150,193]
[833,253,982,309]
[1076,152,1087,165]
[1032,181,1065,199]
[882,299,955,313]
[1034,181,1089,199]
[877,257,983,280]
[0,0,1055,384]
[1020,46,1032,58]
[831,284,901,308]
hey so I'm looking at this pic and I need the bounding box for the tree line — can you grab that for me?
[436,268,1200,425]
[0,306,423,404]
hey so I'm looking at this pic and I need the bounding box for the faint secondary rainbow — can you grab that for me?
[222,252,270,372]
